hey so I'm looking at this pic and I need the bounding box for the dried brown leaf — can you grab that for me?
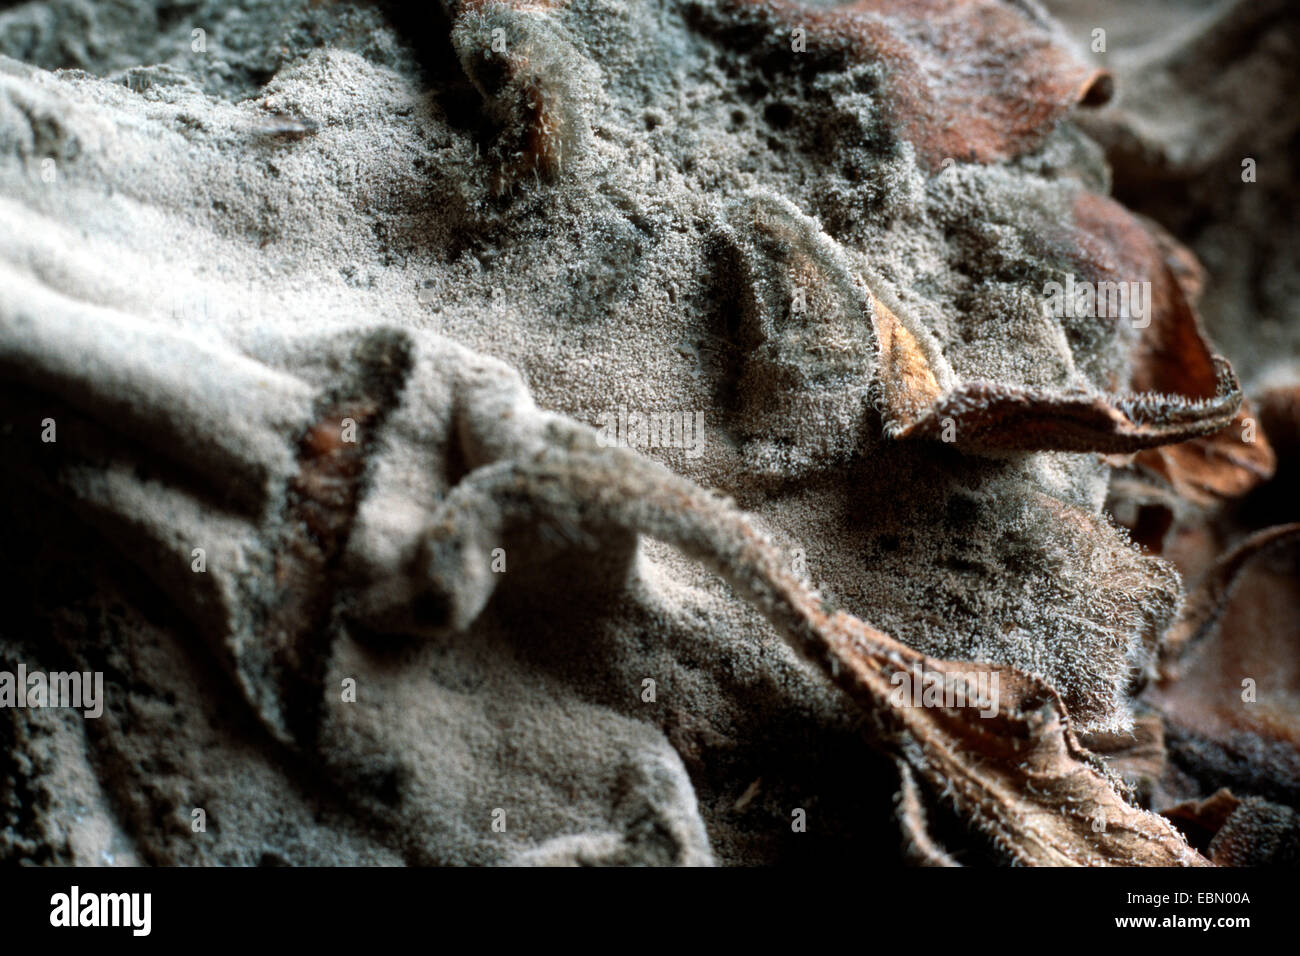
[1126,406,1275,509]
[712,0,1110,170]
[1148,524,1300,801]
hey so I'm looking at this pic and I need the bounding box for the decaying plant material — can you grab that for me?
[1,0,1297,866]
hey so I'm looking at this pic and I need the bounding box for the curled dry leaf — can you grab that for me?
[1158,523,1300,674]
[1113,214,1274,505]
[722,188,1243,456]
[1146,524,1300,804]
[704,0,1111,170]
[1119,405,1275,509]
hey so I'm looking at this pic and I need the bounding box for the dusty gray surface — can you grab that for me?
[0,0,1293,865]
